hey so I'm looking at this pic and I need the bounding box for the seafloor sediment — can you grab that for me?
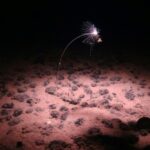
[0,56,150,150]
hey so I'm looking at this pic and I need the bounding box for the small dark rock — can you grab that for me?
[63,98,80,105]
[68,75,77,81]
[35,139,45,146]
[110,76,121,81]
[134,103,143,109]
[22,126,32,134]
[26,98,40,106]
[57,75,64,80]
[71,107,78,111]
[23,78,31,84]
[13,109,23,117]
[125,90,135,100]
[58,124,64,129]
[128,121,137,130]
[87,127,102,136]
[139,80,146,86]
[72,85,78,91]
[100,99,109,105]
[79,94,85,99]
[14,81,21,86]
[89,103,97,107]
[59,106,68,112]
[99,89,109,95]
[51,111,59,118]
[112,103,123,111]
[40,124,53,136]
[104,104,112,109]
[125,108,137,115]
[26,98,33,105]
[45,87,56,95]
[7,91,15,97]
[5,115,12,121]
[35,107,44,112]
[0,109,10,116]
[29,83,36,88]
[1,103,14,109]
[81,102,89,107]
[70,99,80,105]
[91,73,100,80]
[8,118,21,126]
[119,122,130,130]
[43,80,49,86]
[136,117,150,129]
[60,112,68,121]
[13,94,30,102]
[74,137,86,149]
[17,87,27,93]
[147,92,150,96]
[139,129,149,136]
[91,83,97,87]
[49,104,57,109]
[16,141,23,148]
[102,119,113,128]
[72,80,78,85]
[84,87,92,95]
[25,108,33,114]
[74,118,84,126]
[47,140,70,150]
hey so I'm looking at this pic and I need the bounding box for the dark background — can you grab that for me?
[0,1,150,59]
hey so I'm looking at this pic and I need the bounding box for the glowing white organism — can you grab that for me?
[92,28,98,35]
[58,21,102,68]
[82,21,101,45]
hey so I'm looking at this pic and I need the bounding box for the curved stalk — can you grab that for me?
[90,44,94,56]
[58,33,91,68]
